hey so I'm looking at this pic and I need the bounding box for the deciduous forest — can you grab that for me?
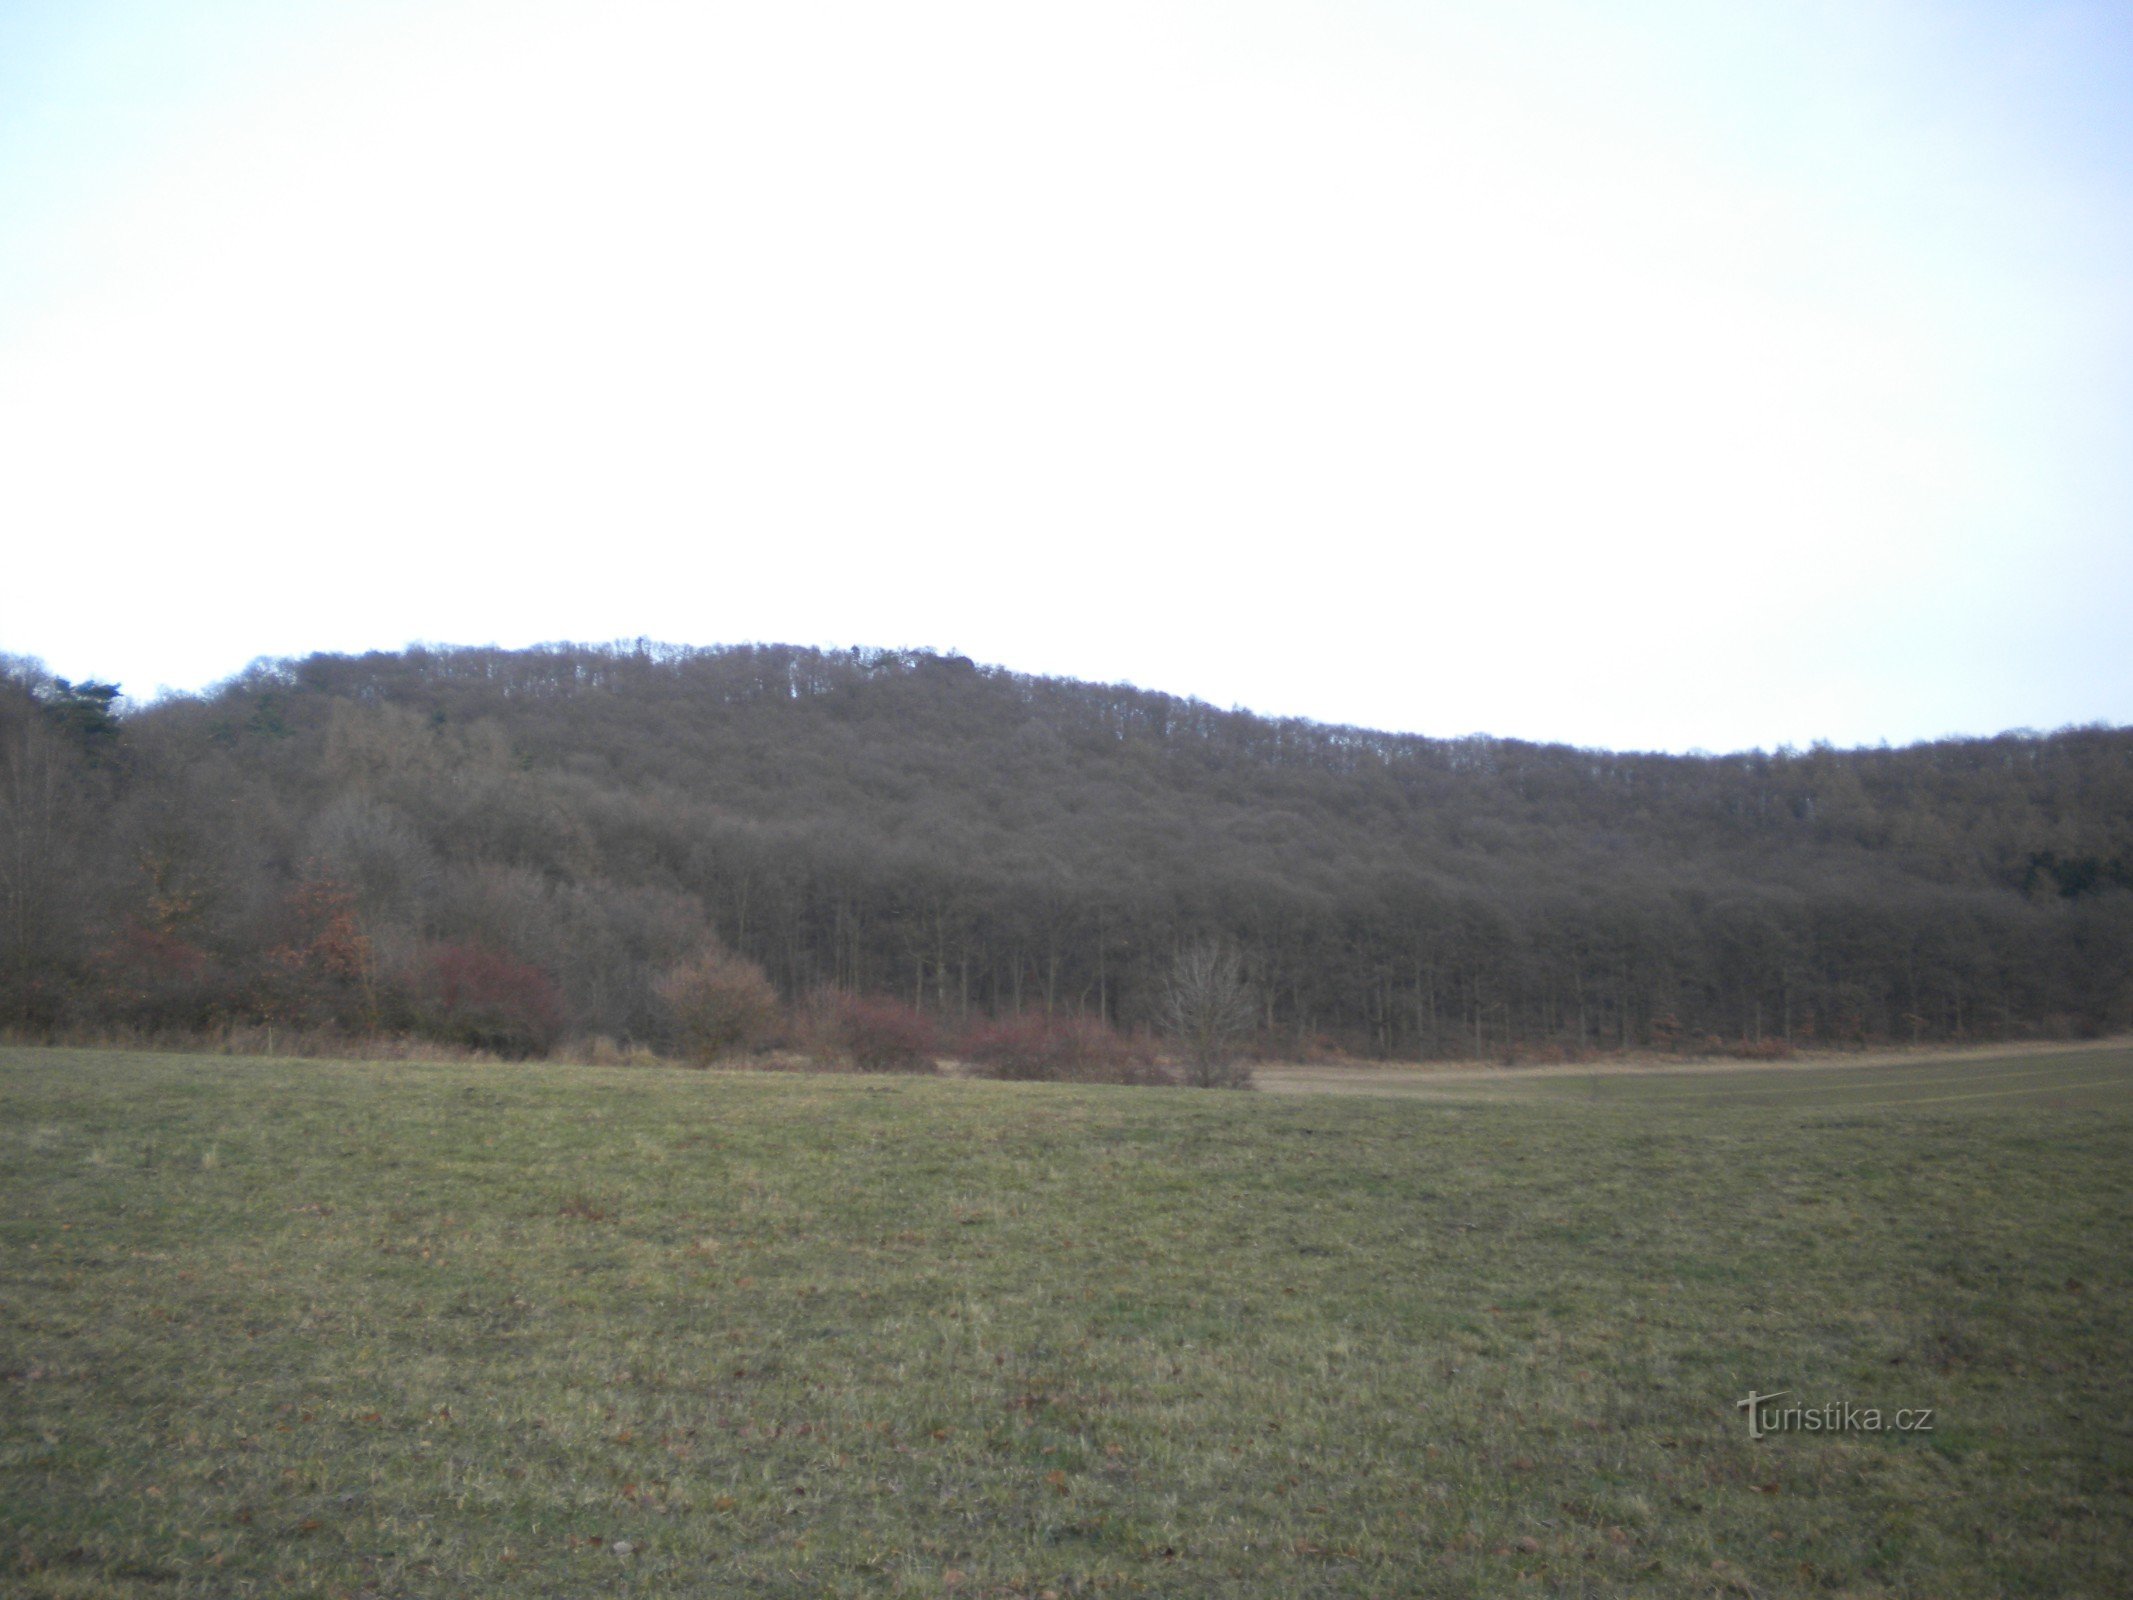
[5,642,2128,1060]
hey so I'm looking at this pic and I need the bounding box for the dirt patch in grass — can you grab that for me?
[1257,1034,2133,1098]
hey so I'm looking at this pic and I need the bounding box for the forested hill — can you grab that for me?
[6,641,2130,1056]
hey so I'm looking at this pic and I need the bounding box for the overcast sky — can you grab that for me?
[2,0,2128,752]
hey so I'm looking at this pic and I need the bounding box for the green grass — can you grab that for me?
[2,1045,2129,1597]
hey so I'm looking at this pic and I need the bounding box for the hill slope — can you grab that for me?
[3,642,2129,1052]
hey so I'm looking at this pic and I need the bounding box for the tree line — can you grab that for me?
[3,642,2128,1059]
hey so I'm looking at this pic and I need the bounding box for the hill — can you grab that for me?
[3,642,2129,1054]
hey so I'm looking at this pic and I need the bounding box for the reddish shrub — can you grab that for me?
[420,942,564,1057]
[959,1013,1166,1085]
[275,876,373,982]
[832,995,938,1074]
[92,923,232,1030]
[262,874,380,1030]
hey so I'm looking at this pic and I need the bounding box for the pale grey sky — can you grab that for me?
[3,0,2128,751]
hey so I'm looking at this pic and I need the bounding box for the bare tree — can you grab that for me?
[1161,941,1257,1088]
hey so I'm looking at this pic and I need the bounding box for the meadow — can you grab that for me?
[2,1043,2129,1597]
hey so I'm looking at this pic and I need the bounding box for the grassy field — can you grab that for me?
[3,1044,2130,1597]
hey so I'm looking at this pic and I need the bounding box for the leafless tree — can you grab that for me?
[1161,941,1256,1088]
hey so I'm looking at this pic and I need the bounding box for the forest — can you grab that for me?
[3,641,2129,1060]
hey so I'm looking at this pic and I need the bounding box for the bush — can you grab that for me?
[831,995,938,1073]
[959,1013,1166,1085]
[419,942,564,1058]
[91,923,239,1032]
[655,947,781,1064]
[263,875,382,1032]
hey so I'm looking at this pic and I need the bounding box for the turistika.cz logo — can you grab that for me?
[1735,1390,1935,1440]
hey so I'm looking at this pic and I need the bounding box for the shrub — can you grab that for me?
[419,942,564,1058]
[263,875,382,1031]
[831,995,938,1073]
[91,923,237,1032]
[655,947,781,1064]
[960,1013,1166,1085]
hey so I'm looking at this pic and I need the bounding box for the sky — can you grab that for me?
[1,0,2128,753]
